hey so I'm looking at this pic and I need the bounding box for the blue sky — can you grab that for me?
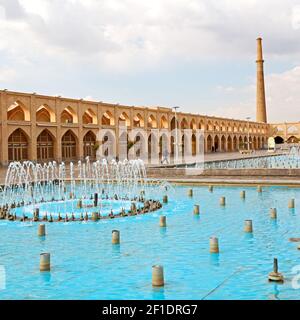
[1,0,300,122]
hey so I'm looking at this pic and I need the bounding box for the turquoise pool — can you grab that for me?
[0,185,300,300]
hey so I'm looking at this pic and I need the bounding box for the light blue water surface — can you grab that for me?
[1,185,300,300]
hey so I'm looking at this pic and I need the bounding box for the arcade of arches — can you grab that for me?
[0,90,271,164]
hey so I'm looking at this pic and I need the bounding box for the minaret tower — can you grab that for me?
[256,37,267,123]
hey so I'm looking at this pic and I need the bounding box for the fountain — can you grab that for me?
[0,157,163,222]
[198,151,300,170]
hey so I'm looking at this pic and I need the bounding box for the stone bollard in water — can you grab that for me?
[112,230,120,244]
[209,237,219,253]
[244,220,253,233]
[193,205,200,215]
[219,197,226,206]
[270,208,277,219]
[159,216,166,227]
[40,253,50,272]
[288,199,295,209]
[38,224,46,237]
[152,265,164,287]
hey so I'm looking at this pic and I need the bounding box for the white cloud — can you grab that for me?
[0,67,17,82]
[211,66,300,123]
[1,0,300,71]
[0,0,300,122]
[265,66,300,122]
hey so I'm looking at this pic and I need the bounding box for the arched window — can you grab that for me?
[160,116,168,129]
[102,111,115,126]
[36,105,55,122]
[62,130,77,160]
[133,113,144,127]
[181,118,188,129]
[61,107,77,124]
[8,129,28,161]
[82,109,97,124]
[83,131,96,159]
[37,130,54,160]
[7,101,30,121]
[36,106,50,122]
[221,135,226,151]
[207,135,212,152]
[119,112,130,127]
[148,114,157,128]
[190,119,196,130]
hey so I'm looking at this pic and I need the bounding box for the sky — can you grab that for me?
[0,0,300,123]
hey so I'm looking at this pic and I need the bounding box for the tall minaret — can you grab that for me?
[256,37,267,123]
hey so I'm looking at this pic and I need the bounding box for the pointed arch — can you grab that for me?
[221,135,226,151]
[82,108,97,125]
[148,132,158,162]
[147,114,157,128]
[61,106,78,124]
[159,133,169,159]
[7,101,30,121]
[233,136,237,151]
[227,136,232,152]
[61,130,77,160]
[36,104,56,122]
[8,128,29,161]
[181,118,188,130]
[207,121,213,131]
[83,131,97,159]
[214,135,219,152]
[37,129,55,161]
[207,135,212,152]
[181,134,189,159]
[119,112,130,127]
[133,113,144,127]
[160,115,168,129]
[253,136,257,149]
[199,119,204,130]
[239,136,243,149]
[102,111,115,126]
[190,119,197,130]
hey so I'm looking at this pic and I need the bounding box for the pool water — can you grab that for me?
[0,185,300,300]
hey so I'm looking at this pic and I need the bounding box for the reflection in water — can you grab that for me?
[40,271,51,284]
[210,253,220,267]
[244,233,254,240]
[152,285,165,300]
